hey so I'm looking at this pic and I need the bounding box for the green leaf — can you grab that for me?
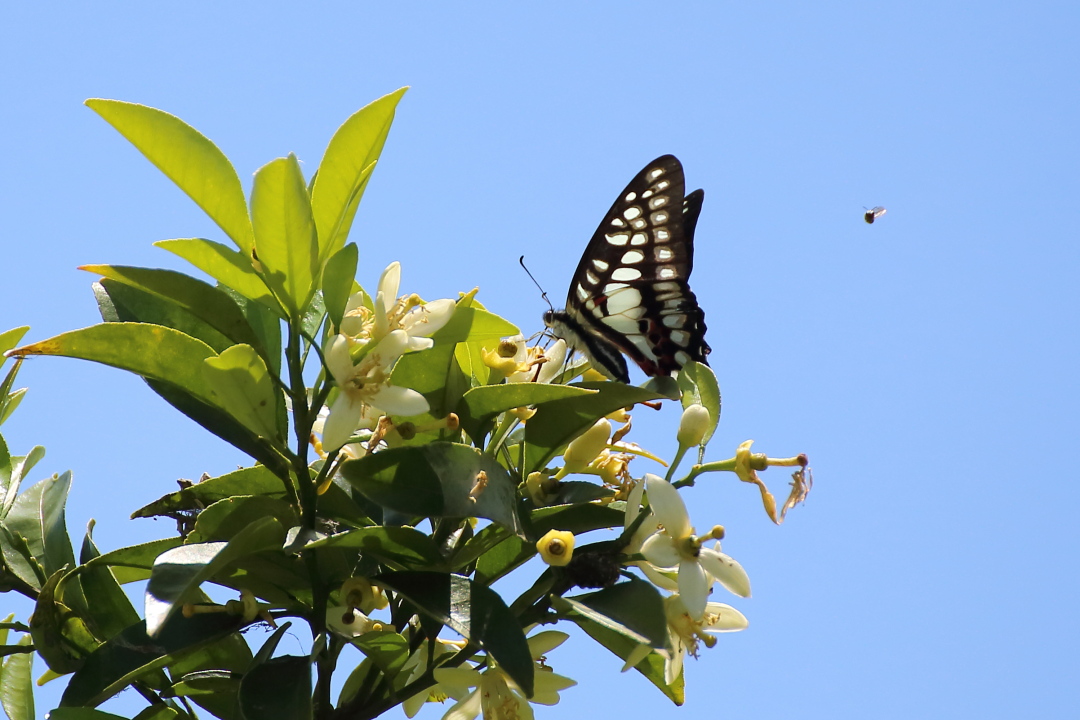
[523,382,667,474]
[29,569,100,675]
[167,631,251,720]
[311,87,407,259]
[340,443,522,534]
[305,526,446,571]
[144,517,285,637]
[561,578,668,649]
[132,466,287,520]
[203,345,282,443]
[84,266,270,359]
[0,634,33,720]
[0,327,29,359]
[46,710,130,720]
[10,324,220,410]
[81,538,183,585]
[0,524,45,590]
[251,154,319,318]
[322,243,358,333]
[155,238,283,315]
[530,502,625,536]
[4,472,76,579]
[457,383,595,442]
[474,535,532,586]
[239,623,312,720]
[184,496,297,545]
[349,630,409,679]
[86,99,254,253]
[677,361,721,447]
[59,613,245,708]
[77,522,140,641]
[372,571,533,696]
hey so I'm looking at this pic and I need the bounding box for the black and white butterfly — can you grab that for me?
[544,155,711,383]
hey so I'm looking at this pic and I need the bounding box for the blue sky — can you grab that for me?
[3,2,1079,718]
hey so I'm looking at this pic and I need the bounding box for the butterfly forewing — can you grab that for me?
[560,155,710,379]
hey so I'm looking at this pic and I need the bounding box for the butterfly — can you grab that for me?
[543,155,711,383]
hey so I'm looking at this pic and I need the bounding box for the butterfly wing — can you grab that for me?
[563,155,710,378]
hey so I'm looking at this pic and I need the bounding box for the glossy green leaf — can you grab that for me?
[10,324,220,409]
[203,345,281,443]
[372,571,533,696]
[29,569,100,675]
[0,327,29,358]
[166,631,250,720]
[562,578,667,649]
[0,524,45,590]
[0,635,34,720]
[81,538,182,585]
[677,361,721,447]
[555,597,683,705]
[145,517,285,637]
[251,154,319,318]
[530,502,625,536]
[523,382,667,474]
[84,265,269,357]
[461,383,595,419]
[350,630,409,679]
[78,522,139,641]
[46,709,129,720]
[4,472,76,579]
[305,526,446,571]
[311,87,407,259]
[239,623,311,720]
[60,613,245,708]
[132,466,287,520]
[340,442,522,534]
[322,243,358,332]
[474,535,532,586]
[86,99,254,253]
[3,445,45,518]
[184,495,297,544]
[132,705,182,720]
[0,387,26,427]
[155,238,282,315]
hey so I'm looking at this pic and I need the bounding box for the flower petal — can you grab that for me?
[526,630,569,658]
[530,671,577,705]
[645,474,691,539]
[377,262,401,315]
[326,334,355,383]
[404,298,456,337]
[640,533,681,569]
[322,392,364,452]
[699,546,751,598]
[703,602,749,632]
[536,339,568,383]
[677,558,710,621]
[369,384,429,417]
[441,689,482,720]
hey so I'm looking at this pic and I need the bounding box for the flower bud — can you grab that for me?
[677,404,711,447]
[562,418,611,473]
[536,529,575,566]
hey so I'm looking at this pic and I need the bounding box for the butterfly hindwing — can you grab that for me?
[555,155,711,380]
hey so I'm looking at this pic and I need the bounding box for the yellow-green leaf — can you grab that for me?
[311,87,407,259]
[251,154,319,318]
[85,99,254,253]
[202,345,281,443]
[155,238,284,317]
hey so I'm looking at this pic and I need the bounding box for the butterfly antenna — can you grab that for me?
[519,256,554,312]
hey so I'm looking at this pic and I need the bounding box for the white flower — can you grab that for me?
[660,594,748,684]
[325,605,387,638]
[639,474,751,620]
[505,335,568,384]
[341,262,455,345]
[322,331,430,451]
[400,639,462,718]
[434,631,576,720]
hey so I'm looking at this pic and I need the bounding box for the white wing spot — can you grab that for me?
[584,299,597,311]
[611,217,626,228]
[606,233,629,246]
[649,196,669,209]
[651,211,669,224]
[623,206,642,221]
[664,298,684,309]
[586,270,599,285]
[603,315,640,334]
[631,218,647,230]
[654,281,679,292]
[656,229,670,241]
[657,291,680,301]
[575,285,590,301]
[670,330,690,346]
[631,232,648,246]
[663,314,686,328]
[624,191,637,202]
[656,247,674,261]
[656,179,670,190]
[621,250,645,264]
[612,267,643,282]
[648,168,664,181]
[675,350,692,366]
[592,259,610,271]
[642,189,654,199]
[603,282,630,294]
[658,266,676,279]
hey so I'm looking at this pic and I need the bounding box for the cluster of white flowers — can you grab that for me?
[319,262,455,452]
